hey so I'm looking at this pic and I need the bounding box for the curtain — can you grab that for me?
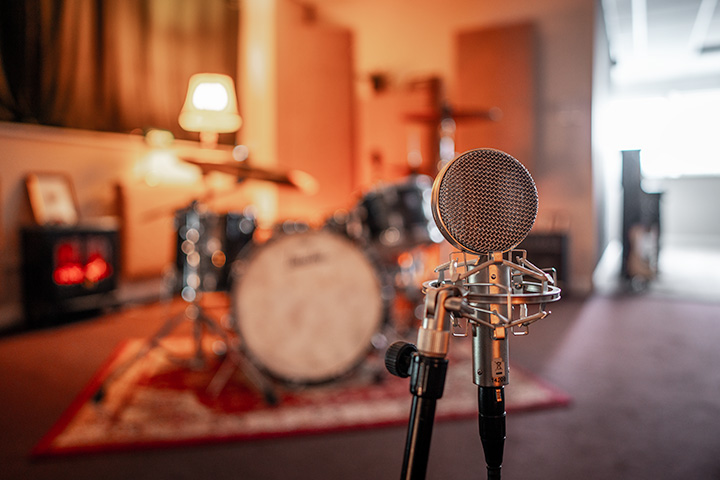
[0,0,239,142]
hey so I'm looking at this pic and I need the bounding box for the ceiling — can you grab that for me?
[602,0,720,88]
[306,0,720,90]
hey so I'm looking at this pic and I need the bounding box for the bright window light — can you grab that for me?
[607,89,720,178]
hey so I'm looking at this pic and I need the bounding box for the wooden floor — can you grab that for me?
[2,289,720,479]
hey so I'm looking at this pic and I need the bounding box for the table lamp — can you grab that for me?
[178,73,242,148]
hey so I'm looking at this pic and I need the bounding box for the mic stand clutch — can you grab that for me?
[386,250,561,480]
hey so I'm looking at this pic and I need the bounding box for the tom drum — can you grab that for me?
[356,174,441,255]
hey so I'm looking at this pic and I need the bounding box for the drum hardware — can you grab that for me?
[91,294,278,406]
[405,93,502,171]
[175,201,256,293]
[140,152,317,226]
[387,249,435,335]
[179,155,319,195]
[139,150,318,230]
[323,208,356,238]
[325,174,442,333]
[274,219,311,236]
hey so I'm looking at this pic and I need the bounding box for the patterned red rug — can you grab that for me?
[32,336,570,456]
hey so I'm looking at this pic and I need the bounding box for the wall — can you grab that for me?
[591,0,616,260]
[652,176,720,247]
[313,0,597,293]
[454,22,537,171]
[239,0,357,225]
[276,3,356,222]
[238,0,280,226]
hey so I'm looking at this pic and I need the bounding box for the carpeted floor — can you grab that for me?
[2,292,720,479]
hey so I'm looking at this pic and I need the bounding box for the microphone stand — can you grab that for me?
[386,287,455,480]
[386,250,560,480]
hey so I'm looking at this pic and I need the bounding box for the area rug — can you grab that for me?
[32,336,570,456]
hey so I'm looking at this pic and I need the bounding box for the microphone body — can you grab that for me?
[468,257,510,479]
[468,258,510,388]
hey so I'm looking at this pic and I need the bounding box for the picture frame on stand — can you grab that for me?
[26,172,79,225]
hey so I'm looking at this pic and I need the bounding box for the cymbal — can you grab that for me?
[180,155,319,195]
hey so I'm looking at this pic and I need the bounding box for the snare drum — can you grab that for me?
[357,174,440,254]
[230,229,386,385]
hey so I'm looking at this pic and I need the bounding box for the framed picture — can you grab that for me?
[26,173,79,225]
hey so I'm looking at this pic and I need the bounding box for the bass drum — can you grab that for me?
[230,229,387,385]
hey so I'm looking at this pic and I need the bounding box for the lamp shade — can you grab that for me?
[178,73,242,133]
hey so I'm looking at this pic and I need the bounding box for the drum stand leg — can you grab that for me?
[181,301,280,404]
[207,340,279,405]
[93,297,278,406]
[92,302,191,404]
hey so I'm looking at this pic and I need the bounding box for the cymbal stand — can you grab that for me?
[385,250,561,480]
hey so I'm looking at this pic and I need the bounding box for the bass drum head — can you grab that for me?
[231,230,385,385]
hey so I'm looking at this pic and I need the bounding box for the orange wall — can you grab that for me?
[276,4,357,223]
[454,22,536,171]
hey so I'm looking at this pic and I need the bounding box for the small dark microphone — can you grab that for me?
[431,148,538,480]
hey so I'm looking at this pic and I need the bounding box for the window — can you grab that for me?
[606,89,720,178]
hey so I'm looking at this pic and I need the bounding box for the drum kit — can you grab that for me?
[95,155,443,404]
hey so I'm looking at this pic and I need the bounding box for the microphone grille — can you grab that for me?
[432,148,538,254]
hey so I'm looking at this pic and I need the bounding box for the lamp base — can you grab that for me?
[199,131,220,149]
